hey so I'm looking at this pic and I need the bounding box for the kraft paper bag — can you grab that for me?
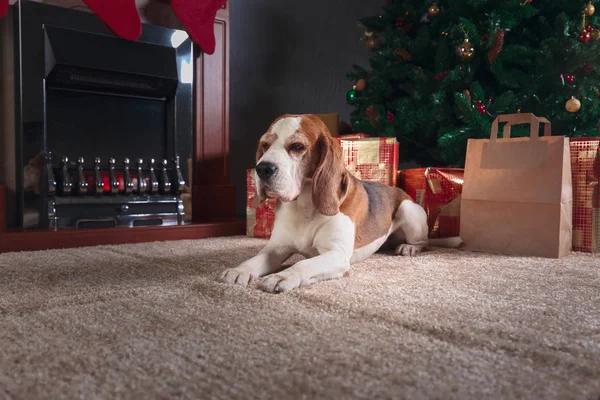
[460,113,573,258]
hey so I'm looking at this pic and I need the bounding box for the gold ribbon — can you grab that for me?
[439,195,462,217]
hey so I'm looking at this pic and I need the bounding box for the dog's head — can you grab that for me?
[254,114,349,216]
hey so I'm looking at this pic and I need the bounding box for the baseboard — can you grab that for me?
[0,219,246,253]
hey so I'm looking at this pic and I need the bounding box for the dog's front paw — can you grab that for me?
[218,267,254,287]
[257,272,301,294]
[395,243,424,257]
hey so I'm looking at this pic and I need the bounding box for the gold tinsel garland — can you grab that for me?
[487,29,505,63]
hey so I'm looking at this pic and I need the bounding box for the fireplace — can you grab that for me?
[1,0,193,230]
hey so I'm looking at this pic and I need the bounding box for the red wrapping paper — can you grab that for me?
[246,169,277,239]
[569,137,600,253]
[398,167,464,238]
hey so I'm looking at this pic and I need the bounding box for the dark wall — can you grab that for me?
[229,0,383,217]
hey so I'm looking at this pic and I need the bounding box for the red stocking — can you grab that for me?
[81,0,141,41]
[170,0,226,55]
[0,0,224,53]
[0,0,7,19]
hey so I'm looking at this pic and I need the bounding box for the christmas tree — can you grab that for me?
[345,0,600,167]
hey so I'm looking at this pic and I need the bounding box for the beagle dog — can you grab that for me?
[219,114,460,293]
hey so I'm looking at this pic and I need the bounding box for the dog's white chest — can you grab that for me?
[274,188,355,258]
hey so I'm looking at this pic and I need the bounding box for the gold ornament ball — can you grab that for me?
[366,37,378,50]
[585,2,595,16]
[355,79,367,92]
[428,3,440,17]
[456,38,475,61]
[565,96,581,113]
[591,29,600,40]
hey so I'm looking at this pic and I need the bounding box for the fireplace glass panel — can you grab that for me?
[44,89,168,165]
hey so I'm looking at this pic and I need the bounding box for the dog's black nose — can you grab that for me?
[256,162,278,180]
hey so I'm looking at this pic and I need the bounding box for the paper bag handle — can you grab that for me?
[490,113,551,142]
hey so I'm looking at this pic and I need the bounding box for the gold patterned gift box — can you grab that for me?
[397,167,464,238]
[569,138,600,253]
[337,137,399,187]
[316,113,340,137]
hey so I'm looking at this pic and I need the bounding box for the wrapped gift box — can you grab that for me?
[245,136,398,238]
[246,168,277,239]
[569,137,600,253]
[338,137,399,186]
[398,167,464,238]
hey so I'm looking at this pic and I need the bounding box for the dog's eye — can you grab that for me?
[261,143,270,152]
[289,143,305,152]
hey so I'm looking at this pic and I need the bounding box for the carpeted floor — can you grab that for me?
[0,236,599,400]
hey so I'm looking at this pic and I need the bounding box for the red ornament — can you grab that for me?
[481,33,489,42]
[579,30,592,43]
[565,74,575,85]
[396,17,407,28]
[587,25,594,32]
[474,100,486,115]
[386,110,395,123]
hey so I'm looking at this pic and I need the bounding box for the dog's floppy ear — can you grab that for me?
[251,135,268,207]
[251,168,266,207]
[255,139,266,164]
[311,133,349,216]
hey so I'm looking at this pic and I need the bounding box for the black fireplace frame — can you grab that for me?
[4,0,194,229]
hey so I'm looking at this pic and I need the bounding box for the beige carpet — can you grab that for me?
[0,236,599,400]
